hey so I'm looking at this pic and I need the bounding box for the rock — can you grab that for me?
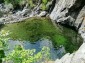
[50,0,76,20]
[21,9,31,16]
[0,4,3,9]
[38,11,47,17]
[74,6,85,41]
[50,0,76,26]
[0,3,13,13]
[4,3,13,12]
[55,43,85,63]
[50,0,85,26]
[75,6,85,29]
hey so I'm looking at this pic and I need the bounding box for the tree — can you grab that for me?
[3,46,50,63]
[0,30,9,63]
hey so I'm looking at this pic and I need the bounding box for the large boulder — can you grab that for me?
[37,11,47,17]
[50,0,85,26]
[50,0,76,22]
[4,3,13,12]
[0,3,13,13]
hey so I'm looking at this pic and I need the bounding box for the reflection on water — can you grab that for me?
[5,39,66,60]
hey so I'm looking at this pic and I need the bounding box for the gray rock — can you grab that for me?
[75,6,85,28]
[50,0,76,21]
[50,0,85,26]
[0,3,13,13]
[38,11,47,17]
[55,43,85,63]
[4,3,13,12]
[21,9,31,16]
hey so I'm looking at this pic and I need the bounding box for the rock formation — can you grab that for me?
[49,0,85,63]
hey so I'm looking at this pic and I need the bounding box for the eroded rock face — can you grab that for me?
[50,0,85,26]
[50,0,76,25]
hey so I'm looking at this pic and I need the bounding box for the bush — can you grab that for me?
[0,30,9,63]
[4,0,23,9]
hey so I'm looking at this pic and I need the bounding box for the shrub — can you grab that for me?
[0,30,9,63]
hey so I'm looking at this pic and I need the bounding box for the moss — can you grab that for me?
[1,17,82,53]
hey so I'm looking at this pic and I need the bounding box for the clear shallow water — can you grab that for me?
[5,39,66,60]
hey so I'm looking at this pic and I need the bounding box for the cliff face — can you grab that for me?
[50,0,85,27]
[50,0,85,63]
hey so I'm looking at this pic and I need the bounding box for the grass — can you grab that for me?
[0,17,82,53]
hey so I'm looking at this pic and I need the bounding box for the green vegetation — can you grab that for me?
[3,46,50,63]
[4,0,23,9]
[0,30,9,50]
[3,0,50,10]
[0,11,3,18]
[0,30,9,63]
[0,30,50,63]
[41,0,49,10]
[0,17,82,53]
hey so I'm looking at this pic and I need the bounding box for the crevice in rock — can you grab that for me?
[68,0,85,20]
[58,23,78,32]
[77,18,84,30]
[48,0,57,13]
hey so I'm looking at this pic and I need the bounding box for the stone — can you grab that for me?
[21,9,30,16]
[4,3,13,13]
[55,43,85,63]
[75,6,85,28]
[50,0,76,21]
[50,0,85,26]
[38,11,47,17]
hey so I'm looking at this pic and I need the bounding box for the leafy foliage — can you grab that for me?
[41,0,48,10]
[4,0,23,9]
[0,30,9,50]
[3,46,50,63]
[0,30,9,63]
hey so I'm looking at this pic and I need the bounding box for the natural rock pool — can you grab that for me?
[0,17,83,61]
